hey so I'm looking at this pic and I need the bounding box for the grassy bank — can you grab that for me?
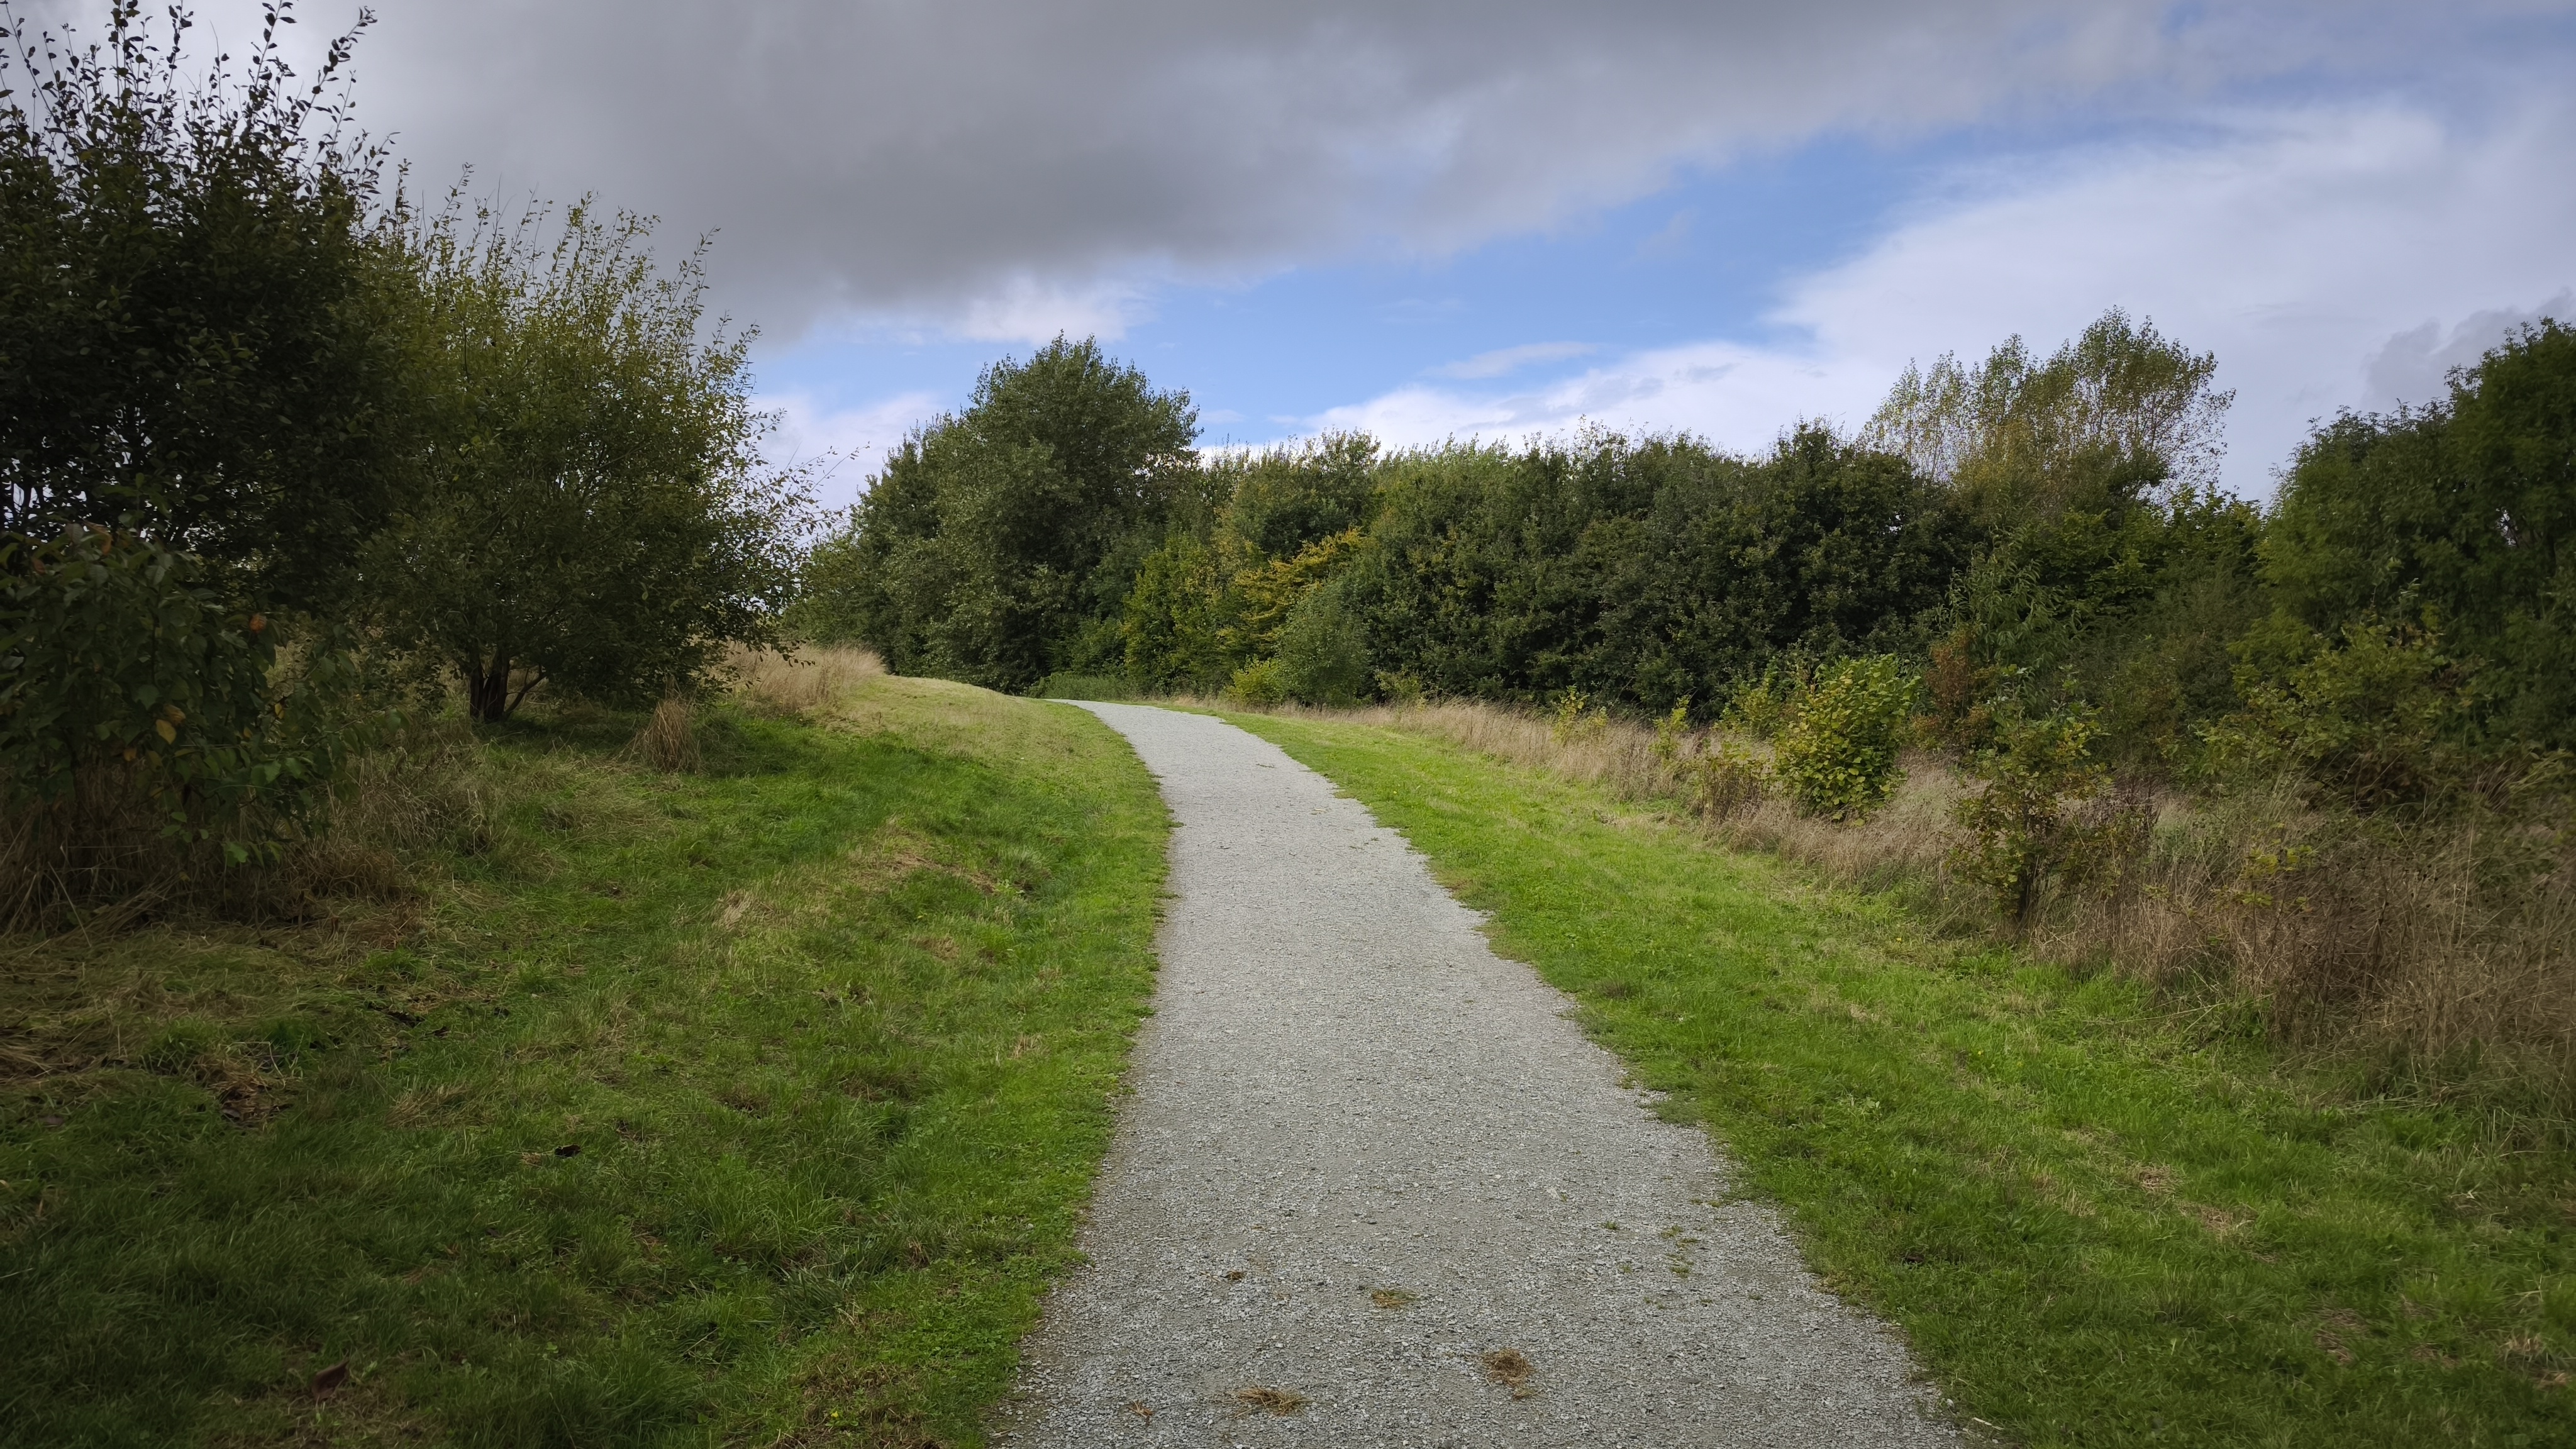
[1229,709,2575,1448]
[1,671,1167,1447]
[1246,697,2576,1113]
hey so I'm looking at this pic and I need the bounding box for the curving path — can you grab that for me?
[999,703,1958,1448]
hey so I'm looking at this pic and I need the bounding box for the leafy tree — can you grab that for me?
[1872,310,2257,772]
[366,199,808,721]
[1,1,401,880]
[2263,320,2575,749]
[1337,428,1960,711]
[818,338,1197,691]
[1871,308,2231,530]
[0,1,406,613]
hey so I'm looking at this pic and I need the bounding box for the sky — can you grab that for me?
[31,1,2576,507]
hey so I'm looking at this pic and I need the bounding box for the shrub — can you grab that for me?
[1651,697,1693,765]
[2201,615,2479,809]
[1914,627,2000,754]
[1273,582,1371,704]
[1,528,364,875]
[1118,533,1235,692]
[1950,701,2148,926]
[1689,740,1771,821]
[1550,688,1609,744]
[1771,656,1915,819]
[1721,662,1804,739]
[1374,670,1426,708]
[1030,672,1131,702]
[1226,658,1289,706]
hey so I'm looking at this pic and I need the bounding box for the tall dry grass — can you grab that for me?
[1257,697,2576,1092]
[628,697,704,773]
[724,643,884,718]
[283,719,501,902]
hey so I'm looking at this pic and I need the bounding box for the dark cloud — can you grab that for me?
[21,1,2568,339]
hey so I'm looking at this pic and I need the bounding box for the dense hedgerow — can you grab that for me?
[804,309,2572,802]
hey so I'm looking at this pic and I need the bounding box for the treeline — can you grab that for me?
[2,6,806,916]
[807,317,2573,806]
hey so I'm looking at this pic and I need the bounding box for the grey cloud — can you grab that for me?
[2362,292,2575,413]
[29,1,2573,339]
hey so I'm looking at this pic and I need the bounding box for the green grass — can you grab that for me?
[0,677,1167,1447]
[1228,710,2576,1448]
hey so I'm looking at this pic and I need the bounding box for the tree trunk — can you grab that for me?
[465,652,512,723]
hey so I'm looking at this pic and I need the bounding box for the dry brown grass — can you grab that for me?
[284,719,498,903]
[1246,696,2576,1089]
[628,696,704,774]
[724,644,884,718]
[0,767,197,933]
[1230,1386,1308,1416]
[1480,1347,1537,1397]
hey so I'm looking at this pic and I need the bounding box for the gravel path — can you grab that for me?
[999,703,1958,1448]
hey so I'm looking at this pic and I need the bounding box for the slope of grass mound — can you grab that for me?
[1,674,1166,1446]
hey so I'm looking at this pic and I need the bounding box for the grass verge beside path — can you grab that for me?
[1,677,1165,1448]
[1230,710,2575,1448]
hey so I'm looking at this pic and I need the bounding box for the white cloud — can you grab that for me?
[759,389,945,513]
[1428,341,1597,380]
[1315,340,1879,449]
[1304,92,2576,494]
[950,274,1155,345]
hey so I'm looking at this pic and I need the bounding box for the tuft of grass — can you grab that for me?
[1231,709,2576,1448]
[1231,1385,1308,1416]
[1479,1347,1536,1397]
[0,672,1167,1447]
[626,695,703,773]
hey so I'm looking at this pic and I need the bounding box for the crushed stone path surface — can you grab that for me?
[999,703,1958,1448]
